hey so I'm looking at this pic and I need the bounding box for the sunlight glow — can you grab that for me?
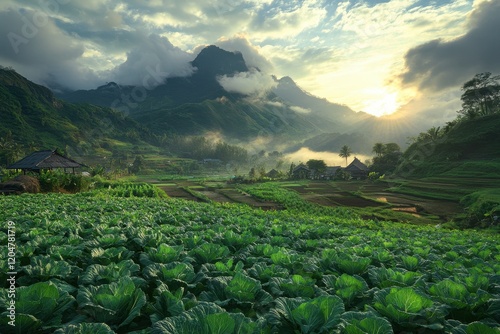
[363,91,400,117]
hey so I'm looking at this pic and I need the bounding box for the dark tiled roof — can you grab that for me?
[292,163,310,172]
[266,169,280,177]
[345,157,369,171]
[8,150,84,170]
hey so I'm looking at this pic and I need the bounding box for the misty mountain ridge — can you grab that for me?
[57,45,352,144]
[7,45,429,155]
[0,67,155,160]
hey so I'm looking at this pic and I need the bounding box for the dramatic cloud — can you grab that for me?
[215,35,274,73]
[249,0,327,40]
[0,8,101,89]
[0,0,493,127]
[217,69,276,96]
[398,0,500,92]
[109,34,195,87]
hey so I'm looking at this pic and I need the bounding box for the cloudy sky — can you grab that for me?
[1,0,499,122]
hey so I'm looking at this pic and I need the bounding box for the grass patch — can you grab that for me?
[387,179,468,201]
[188,185,205,189]
[459,189,500,227]
[181,186,211,202]
[441,160,500,178]
[352,206,441,226]
[280,182,306,187]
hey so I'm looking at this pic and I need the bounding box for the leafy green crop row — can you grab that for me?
[238,182,353,219]
[1,193,499,333]
[85,182,167,198]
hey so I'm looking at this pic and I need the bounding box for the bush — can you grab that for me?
[459,190,500,228]
[86,181,167,198]
[367,172,380,181]
[38,171,93,193]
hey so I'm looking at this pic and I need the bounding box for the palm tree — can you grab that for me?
[339,145,352,166]
[426,126,441,142]
[372,143,385,157]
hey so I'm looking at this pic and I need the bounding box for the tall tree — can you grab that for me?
[288,162,295,179]
[372,143,385,157]
[370,143,402,175]
[306,159,327,173]
[384,143,401,154]
[460,72,500,118]
[339,145,352,166]
[249,167,256,179]
[426,126,442,142]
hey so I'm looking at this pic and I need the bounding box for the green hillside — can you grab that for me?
[135,96,336,141]
[393,98,500,227]
[0,67,158,165]
[399,113,500,178]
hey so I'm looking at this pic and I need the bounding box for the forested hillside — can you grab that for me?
[0,67,157,166]
[398,72,500,178]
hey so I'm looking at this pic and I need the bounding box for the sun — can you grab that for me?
[363,91,400,117]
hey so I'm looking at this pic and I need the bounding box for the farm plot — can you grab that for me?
[217,188,283,210]
[158,184,201,202]
[284,182,385,208]
[1,192,499,333]
[157,180,282,209]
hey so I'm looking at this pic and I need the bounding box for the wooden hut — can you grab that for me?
[291,163,311,179]
[266,169,280,179]
[7,150,85,174]
[344,157,369,179]
[323,166,341,180]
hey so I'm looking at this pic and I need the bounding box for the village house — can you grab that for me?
[322,166,341,180]
[344,157,369,179]
[7,150,86,174]
[291,163,311,179]
[291,158,369,180]
[266,169,281,179]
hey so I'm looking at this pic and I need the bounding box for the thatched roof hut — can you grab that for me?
[266,169,280,179]
[7,150,85,174]
[291,163,310,179]
[344,157,369,179]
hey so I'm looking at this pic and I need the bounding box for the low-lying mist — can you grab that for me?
[284,147,372,167]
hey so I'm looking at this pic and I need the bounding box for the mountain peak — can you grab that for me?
[278,76,296,85]
[97,82,121,91]
[192,45,248,77]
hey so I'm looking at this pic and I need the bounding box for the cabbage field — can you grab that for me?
[1,186,500,333]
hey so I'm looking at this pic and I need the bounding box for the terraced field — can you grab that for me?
[153,179,465,223]
[157,181,282,210]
